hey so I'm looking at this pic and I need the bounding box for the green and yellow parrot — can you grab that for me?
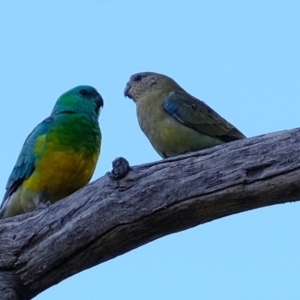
[124,72,245,158]
[0,85,103,219]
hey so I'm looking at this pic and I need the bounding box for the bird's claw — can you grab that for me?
[37,200,52,210]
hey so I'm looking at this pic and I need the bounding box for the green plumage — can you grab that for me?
[125,72,245,158]
[1,85,103,219]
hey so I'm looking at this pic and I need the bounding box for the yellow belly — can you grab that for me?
[23,149,99,201]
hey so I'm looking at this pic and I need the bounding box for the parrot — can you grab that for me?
[0,85,103,219]
[124,72,246,158]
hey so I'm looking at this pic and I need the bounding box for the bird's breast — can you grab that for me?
[23,147,99,201]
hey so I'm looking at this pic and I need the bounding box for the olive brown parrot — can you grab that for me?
[124,72,245,158]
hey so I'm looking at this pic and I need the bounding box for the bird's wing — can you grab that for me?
[162,91,245,141]
[0,116,54,209]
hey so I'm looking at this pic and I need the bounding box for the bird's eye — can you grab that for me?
[79,89,88,96]
[134,74,142,82]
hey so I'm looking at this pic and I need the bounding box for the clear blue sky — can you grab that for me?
[1,1,300,299]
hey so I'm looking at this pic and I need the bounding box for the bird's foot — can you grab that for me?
[37,200,52,210]
[109,157,131,180]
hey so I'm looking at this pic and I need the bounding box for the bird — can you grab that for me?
[124,72,245,158]
[0,85,103,219]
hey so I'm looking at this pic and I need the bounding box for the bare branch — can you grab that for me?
[1,128,300,299]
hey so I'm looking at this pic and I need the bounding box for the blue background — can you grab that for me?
[1,1,299,299]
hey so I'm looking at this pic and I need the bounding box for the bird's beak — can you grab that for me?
[96,93,104,109]
[124,82,132,98]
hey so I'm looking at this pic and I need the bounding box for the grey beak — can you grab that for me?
[124,82,131,98]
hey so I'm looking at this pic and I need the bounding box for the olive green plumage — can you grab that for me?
[125,72,245,158]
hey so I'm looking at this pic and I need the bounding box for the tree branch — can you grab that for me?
[1,128,300,299]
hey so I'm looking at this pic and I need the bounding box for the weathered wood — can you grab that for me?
[1,128,300,299]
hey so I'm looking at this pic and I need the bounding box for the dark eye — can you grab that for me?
[79,89,88,96]
[134,74,142,82]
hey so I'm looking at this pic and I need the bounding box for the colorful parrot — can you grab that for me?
[124,72,245,158]
[0,85,103,219]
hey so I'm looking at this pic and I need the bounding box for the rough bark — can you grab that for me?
[1,128,300,299]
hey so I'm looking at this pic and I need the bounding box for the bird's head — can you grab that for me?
[52,85,104,117]
[124,72,179,103]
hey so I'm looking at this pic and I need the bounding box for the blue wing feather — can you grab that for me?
[162,91,245,141]
[0,116,54,209]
